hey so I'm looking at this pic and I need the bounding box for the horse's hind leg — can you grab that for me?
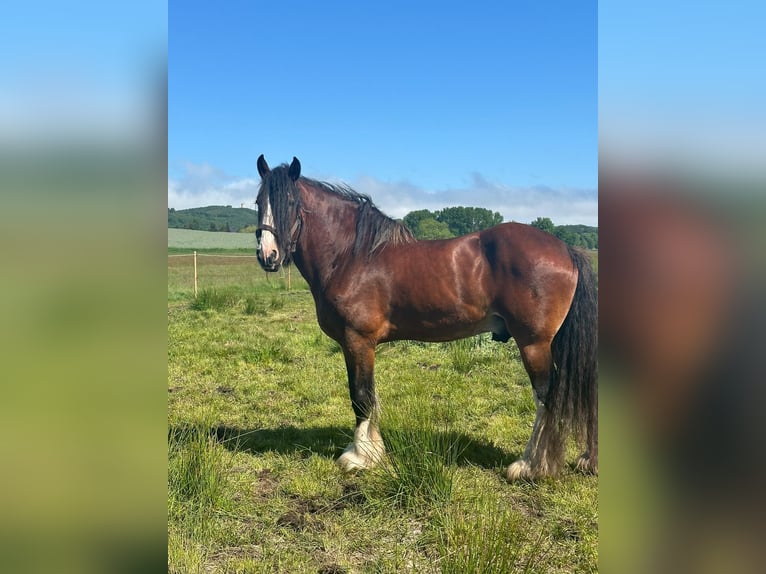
[336,334,385,472]
[506,341,565,480]
[576,402,598,475]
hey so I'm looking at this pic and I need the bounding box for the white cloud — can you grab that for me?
[168,161,259,210]
[351,173,597,227]
[168,162,598,226]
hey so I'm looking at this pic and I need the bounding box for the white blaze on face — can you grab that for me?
[259,196,279,263]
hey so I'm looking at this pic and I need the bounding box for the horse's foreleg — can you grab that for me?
[507,341,565,480]
[336,337,385,472]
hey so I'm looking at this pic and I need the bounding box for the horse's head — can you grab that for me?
[255,154,303,272]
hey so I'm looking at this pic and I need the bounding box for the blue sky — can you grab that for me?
[599,1,766,173]
[1,2,165,144]
[169,1,598,225]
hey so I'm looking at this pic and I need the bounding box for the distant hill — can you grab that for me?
[168,205,257,232]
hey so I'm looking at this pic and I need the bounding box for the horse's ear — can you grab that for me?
[257,154,270,178]
[288,157,301,181]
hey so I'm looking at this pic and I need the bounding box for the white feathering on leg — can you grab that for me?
[336,419,385,472]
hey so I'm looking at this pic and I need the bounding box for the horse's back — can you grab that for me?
[479,222,571,263]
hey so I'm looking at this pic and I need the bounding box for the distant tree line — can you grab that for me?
[400,209,597,249]
[529,217,598,249]
[403,206,504,240]
[168,206,257,232]
[168,204,596,249]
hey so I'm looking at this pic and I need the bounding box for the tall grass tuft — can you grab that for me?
[168,425,234,572]
[243,294,267,315]
[168,425,228,511]
[434,496,552,574]
[366,399,464,511]
[269,294,285,310]
[190,287,239,311]
[167,527,207,574]
[449,337,477,373]
[243,339,293,365]
[448,334,499,374]
[243,294,285,315]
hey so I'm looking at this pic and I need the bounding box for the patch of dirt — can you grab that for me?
[252,468,279,498]
[277,510,307,530]
[336,481,366,508]
[277,498,328,532]
[509,493,545,519]
[418,362,440,371]
[555,517,582,541]
[277,489,366,535]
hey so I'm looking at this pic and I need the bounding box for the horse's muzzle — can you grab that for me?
[257,249,281,272]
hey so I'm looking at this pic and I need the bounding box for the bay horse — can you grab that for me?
[255,155,597,480]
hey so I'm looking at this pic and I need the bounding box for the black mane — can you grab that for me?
[257,164,303,262]
[262,164,414,257]
[305,177,414,256]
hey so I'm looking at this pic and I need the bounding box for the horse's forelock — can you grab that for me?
[259,164,301,256]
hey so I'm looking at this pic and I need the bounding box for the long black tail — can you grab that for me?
[547,246,598,444]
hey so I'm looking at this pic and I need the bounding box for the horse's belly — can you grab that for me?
[384,307,497,343]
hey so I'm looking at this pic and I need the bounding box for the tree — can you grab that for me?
[581,232,598,249]
[435,206,503,236]
[416,218,453,240]
[402,209,596,248]
[554,227,577,246]
[530,217,555,235]
[403,209,436,234]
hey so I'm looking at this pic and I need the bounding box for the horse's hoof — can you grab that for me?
[336,440,384,473]
[575,453,598,475]
[336,448,370,472]
[336,420,385,472]
[506,459,533,481]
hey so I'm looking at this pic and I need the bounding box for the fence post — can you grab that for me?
[193,251,198,297]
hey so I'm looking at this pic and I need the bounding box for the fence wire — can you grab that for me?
[168,253,258,258]
[168,252,295,296]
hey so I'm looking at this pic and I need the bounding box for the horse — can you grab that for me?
[254,155,598,480]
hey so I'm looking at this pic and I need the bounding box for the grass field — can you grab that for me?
[169,227,258,251]
[168,251,598,573]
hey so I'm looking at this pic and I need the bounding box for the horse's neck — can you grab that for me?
[293,184,358,288]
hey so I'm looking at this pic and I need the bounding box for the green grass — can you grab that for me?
[169,227,258,250]
[168,254,598,573]
[168,424,233,573]
[189,287,239,311]
[433,495,553,573]
[364,399,464,512]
